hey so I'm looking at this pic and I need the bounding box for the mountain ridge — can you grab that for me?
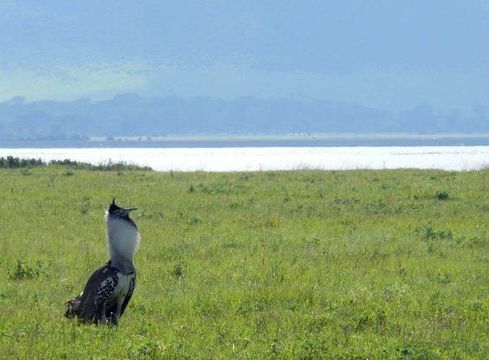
[0,94,487,140]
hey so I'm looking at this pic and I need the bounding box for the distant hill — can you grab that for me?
[0,94,487,140]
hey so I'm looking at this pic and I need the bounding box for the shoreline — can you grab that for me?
[1,146,488,172]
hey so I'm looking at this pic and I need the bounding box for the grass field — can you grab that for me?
[0,166,488,359]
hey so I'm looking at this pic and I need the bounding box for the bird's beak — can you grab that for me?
[126,208,137,212]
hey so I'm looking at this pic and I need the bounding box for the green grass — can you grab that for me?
[0,167,488,359]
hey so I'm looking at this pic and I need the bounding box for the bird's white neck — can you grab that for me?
[105,212,140,274]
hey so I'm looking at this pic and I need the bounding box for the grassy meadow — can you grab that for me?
[0,165,488,359]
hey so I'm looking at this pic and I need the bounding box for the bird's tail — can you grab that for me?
[64,292,83,318]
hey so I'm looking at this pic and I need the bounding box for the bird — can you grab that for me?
[65,199,141,325]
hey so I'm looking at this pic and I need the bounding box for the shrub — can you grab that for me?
[8,259,43,280]
[435,191,449,200]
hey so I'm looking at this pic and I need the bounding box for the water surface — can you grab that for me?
[1,146,488,171]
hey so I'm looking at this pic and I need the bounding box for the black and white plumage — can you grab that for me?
[65,199,141,325]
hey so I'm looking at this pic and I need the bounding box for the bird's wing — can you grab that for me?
[76,262,119,323]
[106,272,136,321]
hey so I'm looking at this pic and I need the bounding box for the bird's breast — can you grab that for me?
[113,272,135,298]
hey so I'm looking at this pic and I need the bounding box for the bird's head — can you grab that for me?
[107,198,137,220]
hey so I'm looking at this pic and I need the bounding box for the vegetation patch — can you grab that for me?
[8,259,44,280]
[435,191,449,200]
[0,156,152,171]
[0,167,488,358]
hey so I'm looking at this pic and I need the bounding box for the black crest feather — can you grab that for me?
[108,198,122,214]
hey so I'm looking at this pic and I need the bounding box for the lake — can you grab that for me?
[0,146,488,171]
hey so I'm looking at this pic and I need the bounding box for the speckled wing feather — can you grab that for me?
[70,262,119,323]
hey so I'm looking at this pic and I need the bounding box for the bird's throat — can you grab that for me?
[106,215,140,274]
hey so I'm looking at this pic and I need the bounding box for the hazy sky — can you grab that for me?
[1,0,488,111]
